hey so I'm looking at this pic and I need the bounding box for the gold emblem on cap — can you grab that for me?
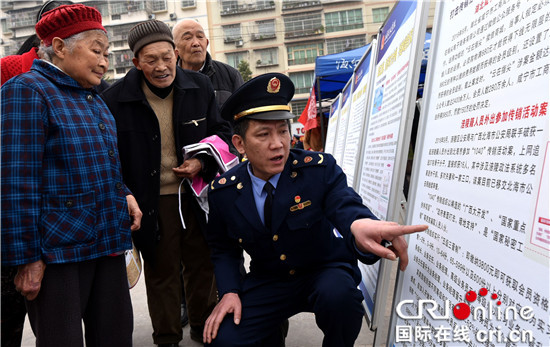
[290,171,297,178]
[219,177,227,185]
[237,182,243,190]
[304,156,312,163]
[267,77,281,93]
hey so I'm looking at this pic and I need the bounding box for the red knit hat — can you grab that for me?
[35,4,105,46]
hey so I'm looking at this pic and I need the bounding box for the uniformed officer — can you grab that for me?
[203,73,427,346]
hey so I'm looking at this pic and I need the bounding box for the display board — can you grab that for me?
[357,0,428,221]
[332,79,353,166]
[389,1,550,346]
[341,42,376,189]
[324,94,341,156]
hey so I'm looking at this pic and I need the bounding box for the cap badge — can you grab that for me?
[267,77,281,93]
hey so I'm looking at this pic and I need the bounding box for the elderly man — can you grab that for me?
[1,4,141,346]
[203,73,428,346]
[101,20,232,346]
[172,19,243,108]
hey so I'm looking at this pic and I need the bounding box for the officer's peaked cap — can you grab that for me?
[221,73,295,122]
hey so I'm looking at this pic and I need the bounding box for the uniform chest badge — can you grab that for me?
[290,200,311,212]
[294,195,301,203]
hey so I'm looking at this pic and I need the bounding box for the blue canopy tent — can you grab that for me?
[314,44,370,100]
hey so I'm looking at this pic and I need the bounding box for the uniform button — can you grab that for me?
[280,254,286,261]
[65,200,73,208]
[108,150,115,157]
[272,235,279,241]
[238,238,243,243]
[86,94,93,101]
[150,170,157,176]
[98,123,106,130]
[289,269,296,275]
[152,134,159,141]
[116,182,123,190]
[148,209,155,216]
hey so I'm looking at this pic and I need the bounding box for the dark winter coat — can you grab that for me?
[201,52,244,109]
[101,67,232,261]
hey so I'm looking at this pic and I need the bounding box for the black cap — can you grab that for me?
[221,73,295,122]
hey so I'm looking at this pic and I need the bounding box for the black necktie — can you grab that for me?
[263,182,274,230]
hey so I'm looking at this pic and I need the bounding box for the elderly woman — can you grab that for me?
[1,4,141,346]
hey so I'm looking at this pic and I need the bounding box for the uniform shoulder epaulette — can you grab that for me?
[209,174,241,191]
[290,151,327,169]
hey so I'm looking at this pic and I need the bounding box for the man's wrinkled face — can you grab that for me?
[133,41,178,88]
[173,20,208,71]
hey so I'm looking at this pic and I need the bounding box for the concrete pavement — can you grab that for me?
[21,258,398,346]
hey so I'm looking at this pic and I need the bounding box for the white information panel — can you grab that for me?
[341,44,376,188]
[324,94,341,156]
[332,80,353,166]
[390,1,549,346]
[357,0,424,221]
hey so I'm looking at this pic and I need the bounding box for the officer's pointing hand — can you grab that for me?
[350,219,427,271]
[203,292,241,343]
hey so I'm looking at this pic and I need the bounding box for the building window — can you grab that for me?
[326,35,366,54]
[226,51,247,69]
[1,18,10,33]
[291,100,308,115]
[110,1,146,15]
[372,7,390,23]
[110,23,137,42]
[255,48,278,66]
[223,24,242,43]
[287,42,323,66]
[87,1,110,16]
[289,71,314,94]
[181,0,196,8]
[220,0,238,14]
[112,49,134,69]
[252,20,276,40]
[152,0,167,12]
[284,12,322,39]
[325,8,363,33]
[10,10,35,28]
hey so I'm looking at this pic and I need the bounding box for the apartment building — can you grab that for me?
[1,0,399,110]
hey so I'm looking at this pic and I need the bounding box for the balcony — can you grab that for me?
[284,27,324,39]
[220,1,275,16]
[251,32,276,41]
[282,1,321,11]
[224,36,243,44]
[256,59,278,67]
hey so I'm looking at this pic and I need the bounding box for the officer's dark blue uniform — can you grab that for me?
[205,73,380,346]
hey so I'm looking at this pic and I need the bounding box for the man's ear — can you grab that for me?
[132,57,141,70]
[206,38,210,48]
[232,134,246,155]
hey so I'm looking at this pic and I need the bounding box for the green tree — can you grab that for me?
[238,60,252,82]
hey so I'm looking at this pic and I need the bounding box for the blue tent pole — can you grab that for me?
[316,76,325,150]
